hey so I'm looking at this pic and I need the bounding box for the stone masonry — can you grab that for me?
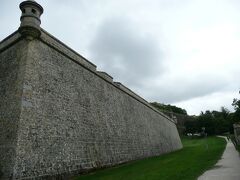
[233,123,240,145]
[161,111,196,135]
[0,1,182,179]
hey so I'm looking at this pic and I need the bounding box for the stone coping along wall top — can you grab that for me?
[0,31,22,53]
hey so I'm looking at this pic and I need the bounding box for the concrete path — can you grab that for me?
[198,136,240,180]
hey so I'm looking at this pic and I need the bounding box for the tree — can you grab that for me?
[185,108,232,135]
[232,98,240,111]
[185,119,198,134]
[232,91,240,125]
[150,102,187,115]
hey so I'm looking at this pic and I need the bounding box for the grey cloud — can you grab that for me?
[88,17,230,105]
[2,0,240,115]
[142,75,230,104]
[0,1,21,41]
[89,17,164,86]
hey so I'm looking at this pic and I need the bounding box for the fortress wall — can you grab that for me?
[161,111,196,135]
[234,124,240,145]
[40,30,173,122]
[11,34,182,179]
[0,39,27,178]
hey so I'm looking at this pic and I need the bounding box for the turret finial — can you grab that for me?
[19,0,44,40]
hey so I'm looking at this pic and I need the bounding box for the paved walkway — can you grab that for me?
[198,136,240,180]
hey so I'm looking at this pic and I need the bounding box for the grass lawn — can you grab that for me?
[74,137,226,180]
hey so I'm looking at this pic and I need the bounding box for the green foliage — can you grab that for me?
[185,90,240,135]
[185,90,240,136]
[185,107,232,135]
[236,145,240,153]
[74,137,226,180]
[185,120,198,133]
[150,102,187,115]
[232,97,240,124]
[232,98,240,111]
[152,92,240,136]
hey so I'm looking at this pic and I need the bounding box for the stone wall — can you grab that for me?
[0,31,182,179]
[234,123,240,145]
[161,111,196,135]
[0,36,28,178]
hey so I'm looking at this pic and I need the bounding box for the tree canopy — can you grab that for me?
[185,91,240,135]
[151,91,240,136]
[150,102,187,115]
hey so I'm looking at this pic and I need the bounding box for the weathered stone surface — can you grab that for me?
[0,30,182,179]
[233,123,240,145]
[0,31,22,53]
[0,37,29,179]
[97,71,113,83]
[161,111,196,135]
[40,29,97,71]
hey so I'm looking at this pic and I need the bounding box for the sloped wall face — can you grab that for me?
[0,40,27,178]
[14,39,182,178]
[162,111,195,135]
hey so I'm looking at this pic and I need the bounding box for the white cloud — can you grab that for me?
[174,91,239,115]
[89,17,163,86]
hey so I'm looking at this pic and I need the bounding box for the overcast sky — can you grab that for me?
[1,0,240,115]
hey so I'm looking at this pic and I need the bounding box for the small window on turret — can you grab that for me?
[32,9,36,14]
[23,9,26,13]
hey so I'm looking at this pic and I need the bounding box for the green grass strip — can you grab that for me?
[74,137,226,180]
